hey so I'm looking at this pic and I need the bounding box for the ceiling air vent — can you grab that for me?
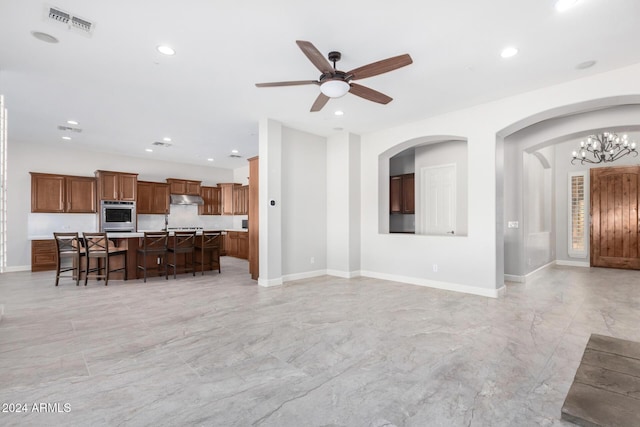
[229,154,243,158]
[152,141,172,148]
[44,5,95,37]
[57,125,82,133]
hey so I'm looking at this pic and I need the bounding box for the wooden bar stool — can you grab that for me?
[53,232,85,286]
[137,231,168,282]
[82,232,127,286]
[194,230,222,275]
[167,230,197,279]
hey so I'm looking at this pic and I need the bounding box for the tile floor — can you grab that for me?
[1,259,639,426]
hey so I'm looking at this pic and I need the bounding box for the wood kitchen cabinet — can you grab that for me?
[233,185,249,215]
[166,178,201,195]
[199,186,221,215]
[390,173,415,214]
[31,239,57,272]
[95,170,137,201]
[218,183,242,215]
[225,231,248,259]
[137,181,169,214]
[31,172,96,213]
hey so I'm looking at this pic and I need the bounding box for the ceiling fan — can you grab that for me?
[255,40,413,112]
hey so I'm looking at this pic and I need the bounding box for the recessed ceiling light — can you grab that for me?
[31,31,59,44]
[163,137,172,142]
[334,110,344,116]
[145,148,153,152]
[61,136,71,140]
[500,47,519,58]
[576,60,596,70]
[555,0,579,12]
[67,120,79,125]
[207,158,214,162]
[157,45,175,56]
[231,149,238,154]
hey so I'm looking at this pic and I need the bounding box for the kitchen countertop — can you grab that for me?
[29,229,246,240]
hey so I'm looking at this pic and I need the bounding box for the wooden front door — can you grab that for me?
[590,165,640,269]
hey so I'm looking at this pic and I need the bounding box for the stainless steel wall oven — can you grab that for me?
[100,200,136,232]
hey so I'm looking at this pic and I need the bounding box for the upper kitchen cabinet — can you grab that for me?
[218,183,242,215]
[390,173,415,214]
[166,178,201,195]
[137,181,169,215]
[95,170,138,201]
[30,172,96,213]
[199,186,221,215]
[233,185,249,215]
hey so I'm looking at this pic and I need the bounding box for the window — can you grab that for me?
[568,172,587,258]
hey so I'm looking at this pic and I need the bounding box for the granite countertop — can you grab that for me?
[29,229,246,240]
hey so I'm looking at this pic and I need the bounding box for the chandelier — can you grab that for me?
[571,132,637,165]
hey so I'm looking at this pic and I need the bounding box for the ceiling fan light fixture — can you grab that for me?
[320,80,350,98]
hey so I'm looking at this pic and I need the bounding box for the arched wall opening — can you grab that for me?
[378,135,468,235]
[496,95,640,281]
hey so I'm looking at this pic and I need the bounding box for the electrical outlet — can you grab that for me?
[157,257,161,265]
[508,221,519,229]
[310,257,315,264]
[433,264,438,272]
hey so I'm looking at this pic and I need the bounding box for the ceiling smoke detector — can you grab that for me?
[44,5,95,37]
[152,141,172,148]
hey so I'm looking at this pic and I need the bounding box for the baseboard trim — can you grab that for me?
[556,260,590,268]
[282,270,326,282]
[504,274,525,283]
[359,270,501,298]
[258,277,283,287]
[326,269,361,279]
[4,265,31,273]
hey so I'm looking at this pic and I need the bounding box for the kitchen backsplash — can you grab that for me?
[138,204,238,230]
[28,213,97,237]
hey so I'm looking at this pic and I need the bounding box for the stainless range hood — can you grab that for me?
[170,194,204,205]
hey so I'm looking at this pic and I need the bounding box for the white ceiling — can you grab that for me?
[1,0,640,169]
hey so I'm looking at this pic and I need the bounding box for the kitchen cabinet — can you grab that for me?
[31,239,57,272]
[137,181,170,214]
[225,231,248,259]
[166,178,201,195]
[199,186,221,215]
[218,183,242,215]
[95,170,137,201]
[233,185,249,215]
[390,173,415,214]
[30,172,96,213]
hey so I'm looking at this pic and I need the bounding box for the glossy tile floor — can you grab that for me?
[1,259,639,426]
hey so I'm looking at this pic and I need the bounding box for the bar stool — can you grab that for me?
[167,230,197,279]
[194,230,222,274]
[137,231,168,282]
[82,232,127,286]
[53,232,85,286]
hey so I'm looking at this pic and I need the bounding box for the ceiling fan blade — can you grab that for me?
[347,54,413,80]
[255,80,319,87]
[310,93,330,112]
[349,83,393,104]
[296,40,334,74]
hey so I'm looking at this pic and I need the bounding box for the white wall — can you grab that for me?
[7,141,234,270]
[357,62,640,296]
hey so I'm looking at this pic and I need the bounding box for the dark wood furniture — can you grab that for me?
[390,173,415,214]
[31,239,57,272]
[136,231,168,282]
[248,156,259,280]
[194,230,222,274]
[199,186,222,215]
[83,232,127,286]
[30,172,96,213]
[167,231,197,279]
[166,178,201,195]
[53,232,85,286]
[95,170,137,201]
[137,181,170,214]
[562,334,640,426]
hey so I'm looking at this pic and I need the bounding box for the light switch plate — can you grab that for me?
[508,221,519,229]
